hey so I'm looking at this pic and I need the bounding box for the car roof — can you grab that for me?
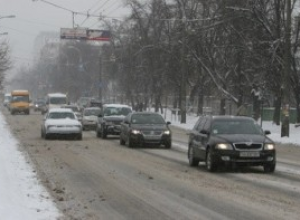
[103,104,131,108]
[131,112,161,116]
[48,108,73,113]
[84,107,101,110]
[208,115,255,121]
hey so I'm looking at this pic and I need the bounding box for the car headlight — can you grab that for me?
[215,143,233,150]
[264,143,275,150]
[163,130,171,135]
[131,129,141,134]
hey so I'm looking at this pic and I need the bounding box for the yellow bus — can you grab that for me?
[10,90,30,115]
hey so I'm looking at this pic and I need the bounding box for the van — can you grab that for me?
[10,90,30,115]
[45,93,68,113]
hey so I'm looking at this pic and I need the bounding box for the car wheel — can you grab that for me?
[120,136,125,145]
[101,127,107,139]
[263,163,275,173]
[44,133,49,140]
[188,146,199,167]
[96,130,101,138]
[128,136,134,148]
[206,148,217,172]
[165,141,172,149]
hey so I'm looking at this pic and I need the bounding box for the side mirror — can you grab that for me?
[167,121,171,125]
[264,130,271,135]
[200,129,209,135]
[98,113,103,117]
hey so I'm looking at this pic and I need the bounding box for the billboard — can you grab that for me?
[60,28,111,41]
[86,29,111,41]
[60,28,87,40]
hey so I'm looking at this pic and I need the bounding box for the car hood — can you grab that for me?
[211,134,273,144]
[131,124,169,131]
[104,115,125,122]
[45,118,81,126]
[83,115,98,121]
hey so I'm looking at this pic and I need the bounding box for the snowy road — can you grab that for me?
[2,109,300,220]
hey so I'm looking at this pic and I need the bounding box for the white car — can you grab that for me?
[82,107,101,130]
[41,108,83,140]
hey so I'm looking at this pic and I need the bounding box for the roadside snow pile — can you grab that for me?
[0,112,60,220]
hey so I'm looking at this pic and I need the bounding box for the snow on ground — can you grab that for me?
[0,112,61,220]
[1,108,300,219]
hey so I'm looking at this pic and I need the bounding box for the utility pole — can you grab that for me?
[99,56,103,103]
[179,3,187,124]
[281,0,291,137]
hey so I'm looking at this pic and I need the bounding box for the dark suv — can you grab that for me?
[188,115,276,173]
[96,104,132,138]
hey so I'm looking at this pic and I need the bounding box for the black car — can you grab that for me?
[96,104,132,138]
[33,99,46,113]
[120,112,172,148]
[188,115,276,173]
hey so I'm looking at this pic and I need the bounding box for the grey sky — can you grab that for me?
[0,0,129,73]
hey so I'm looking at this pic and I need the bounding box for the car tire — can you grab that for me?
[45,134,49,140]
[188,146,200,167]
[206,148,217,172]
[96,130,101,138]
[101,126,107,139]
[263,163,275,173]
[120,136,125,145]
[165,141,172,149]
[128,136,134,148]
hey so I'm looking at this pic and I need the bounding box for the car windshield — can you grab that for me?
[11,95,29,102]
[84,109,101,116]
[103,107,131,116]
[131,114,166,124]
[48,112,75,119]
[49,97,67,105]
[211,120,263,135]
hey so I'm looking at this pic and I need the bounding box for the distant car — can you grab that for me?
[61,104,82,122]
[96,104,132,138]
[119,112,172,148]
[33,99,46,113]
[3,93,11,108]
[76,97,97,111]
[82,107,101,130]
[187,115,276,173]
[41,108,82,140]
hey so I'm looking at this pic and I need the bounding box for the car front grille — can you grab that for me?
[233,143,263,151]
[142,131,162,135]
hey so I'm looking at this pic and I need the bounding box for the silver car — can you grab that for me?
[82,107,101,130]
[41,108,83,140]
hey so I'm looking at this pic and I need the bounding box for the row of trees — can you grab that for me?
[6,0,300,125]
[0,40,11,92]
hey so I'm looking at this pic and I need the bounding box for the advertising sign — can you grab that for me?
[86,29,111,41]
[60,28,87,40]
[60,28,111,41]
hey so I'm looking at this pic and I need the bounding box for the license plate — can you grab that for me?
[145,135,160,140]
[240,151,260,157]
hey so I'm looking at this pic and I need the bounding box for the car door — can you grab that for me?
[198,117,211,160]
[190,116,207,160]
